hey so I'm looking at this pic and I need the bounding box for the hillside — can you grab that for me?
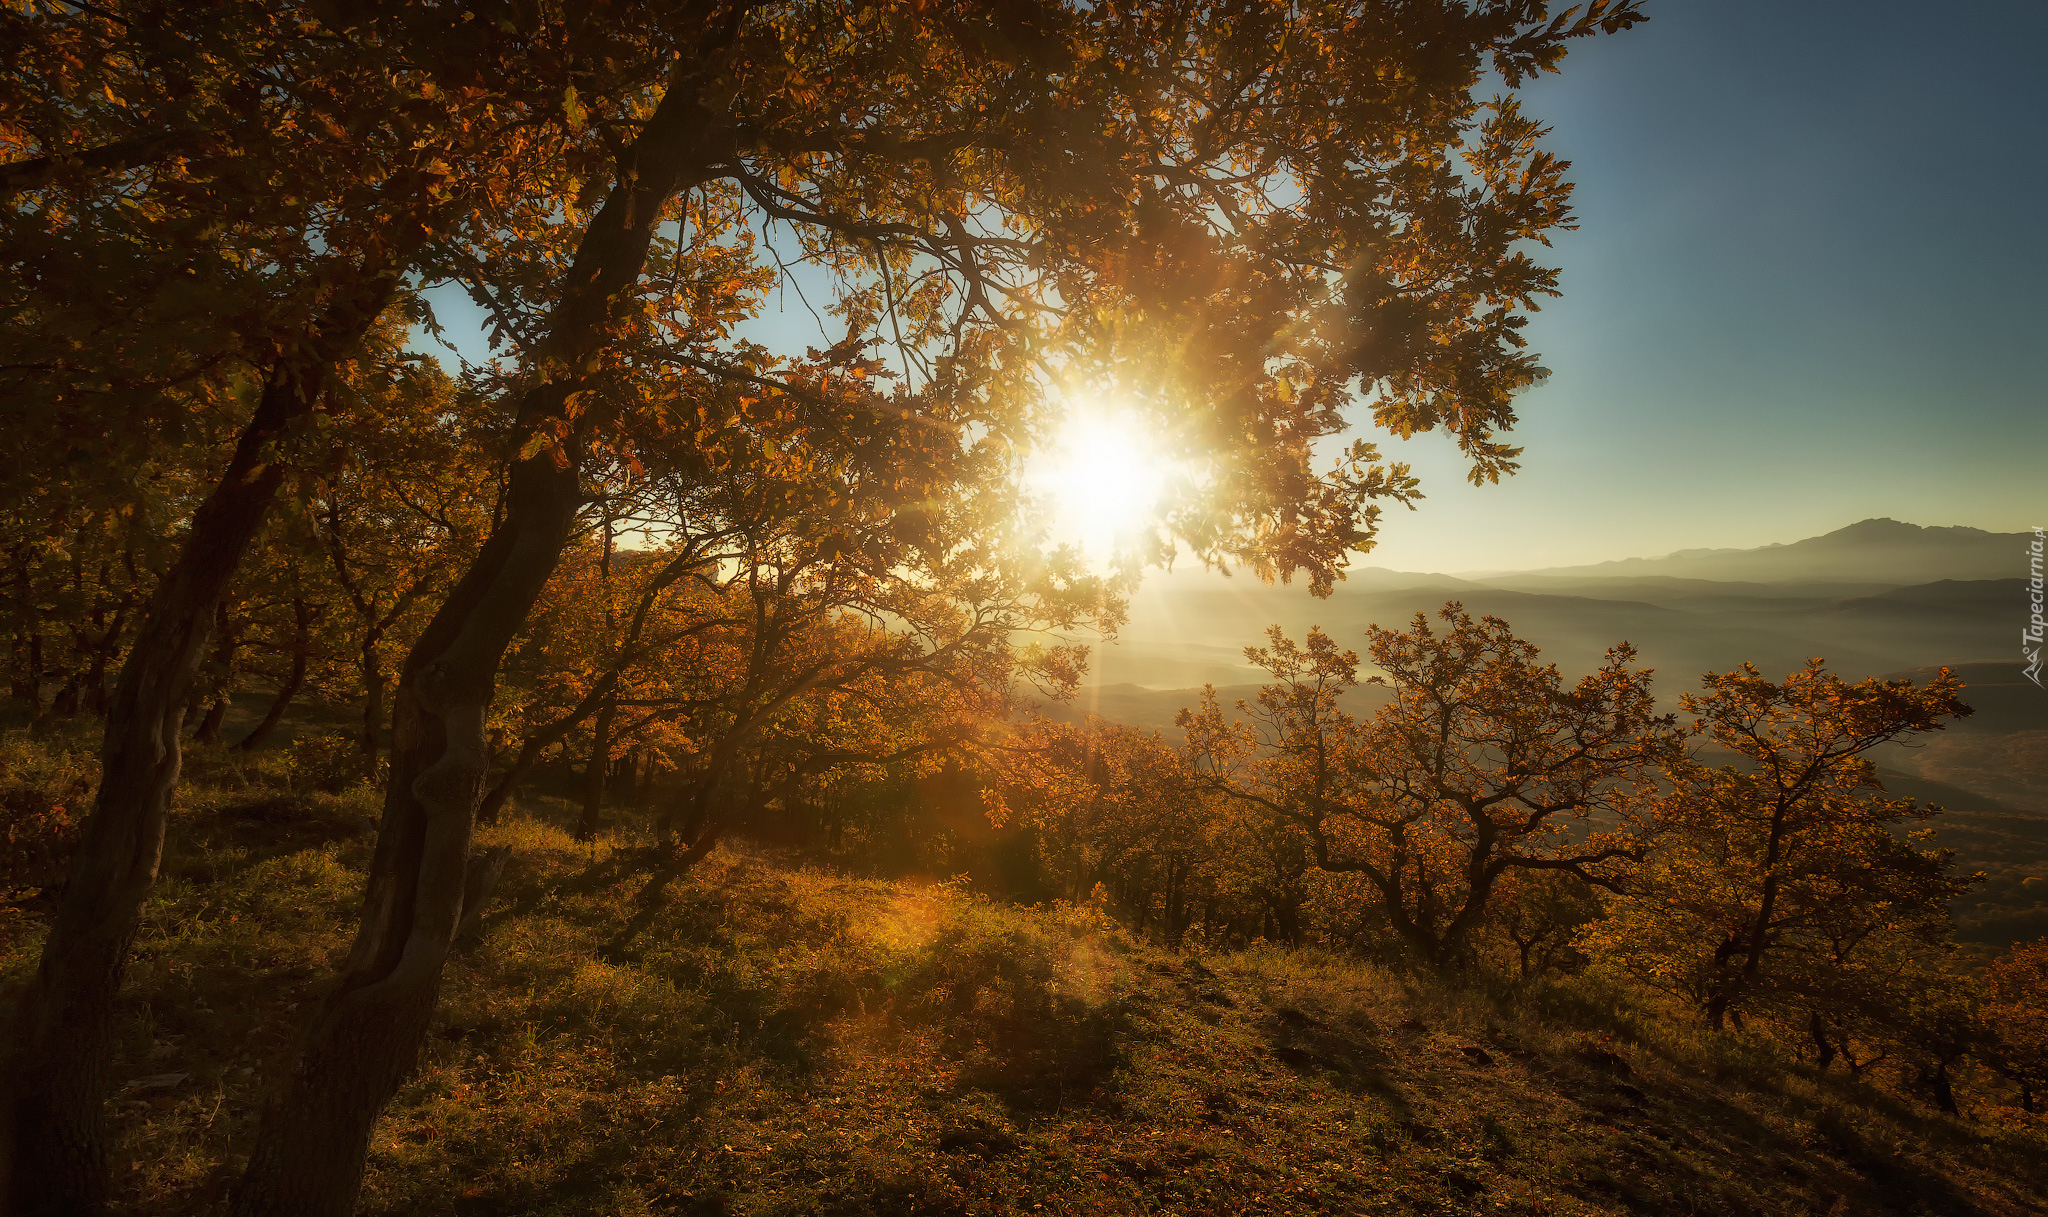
[17,775,2043,1217]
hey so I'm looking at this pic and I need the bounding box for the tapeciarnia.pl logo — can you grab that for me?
[2027,526,2045,687]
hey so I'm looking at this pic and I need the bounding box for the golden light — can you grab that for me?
[1027,400,1176,563]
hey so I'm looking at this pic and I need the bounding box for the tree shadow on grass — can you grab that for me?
[1262,1003,1415,1118]
[942,994,1131,1114]
[160,794,369,886]
[1549,1067,1998,1217]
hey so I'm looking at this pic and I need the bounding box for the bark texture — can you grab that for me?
[231,79,721,1217]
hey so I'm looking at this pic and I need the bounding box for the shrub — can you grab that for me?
[287,733,385,793]
[0,730,95,906]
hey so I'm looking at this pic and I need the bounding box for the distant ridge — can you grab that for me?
[1478,518,2028,585]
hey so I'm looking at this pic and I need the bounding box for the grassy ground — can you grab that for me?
[3,738,2046,1216]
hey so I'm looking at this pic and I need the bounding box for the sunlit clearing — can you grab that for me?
[1028,402,1174,564]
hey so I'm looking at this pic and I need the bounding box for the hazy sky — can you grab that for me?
[417,2,2046,575]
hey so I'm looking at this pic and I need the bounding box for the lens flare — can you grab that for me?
[1028,402,1173,562]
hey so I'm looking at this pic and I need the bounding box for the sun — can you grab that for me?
[1028,401,1175,562]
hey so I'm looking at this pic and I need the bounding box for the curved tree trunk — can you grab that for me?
[0,274,402,1216]
[238,597,315,752]
[232,79,718,1217]
[191,695,231,745]
[231,438,584,1217]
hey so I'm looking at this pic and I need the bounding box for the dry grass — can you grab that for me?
[2,737,2045,1215]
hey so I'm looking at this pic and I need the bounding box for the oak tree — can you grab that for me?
[1588,662,1974,1030]
[1184,606,1677,966]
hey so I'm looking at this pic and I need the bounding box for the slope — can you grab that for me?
[30,774,2043,1217]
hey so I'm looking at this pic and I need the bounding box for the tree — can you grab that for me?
[1184,606,1678,966]
[257,0,1649,1179]
[1487,869,1602,979]
[1588,662,1973,1030]
[230,561,321,753]
[992,718,1219,945]
[2,4,605,1206]
[1210,794,1321,949]
[304,356,499,760]
[1982,937,2048,1113]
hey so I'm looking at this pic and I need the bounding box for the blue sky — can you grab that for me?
[1360,0,2046,571]
[416,1,2046,574]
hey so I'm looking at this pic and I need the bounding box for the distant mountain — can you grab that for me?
[1480,518,2028,585]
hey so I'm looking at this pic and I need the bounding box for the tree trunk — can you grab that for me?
[474,762,522,826]
[1809,1012,1835,1071]
[232,79,717,1217]
[1930,1065,1958,1115]
[190,603,240,744]
[192,695,231,745]
[29,672,86,736]
[624,748,646,805]
[1701,932,1742,1029]
[232,444,584,1217]
[475,740,539,827]
[82,607,127,718]
[453,845,514,944]
[476,671,621,825]
[359,645,386,760]
[1278,904,1304,950]
[0,275,400,1215]
[577,697,617,841]
[238,598,314,751]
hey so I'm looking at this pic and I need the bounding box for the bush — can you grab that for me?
[0,730,95,906]
[287,733,385,793]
